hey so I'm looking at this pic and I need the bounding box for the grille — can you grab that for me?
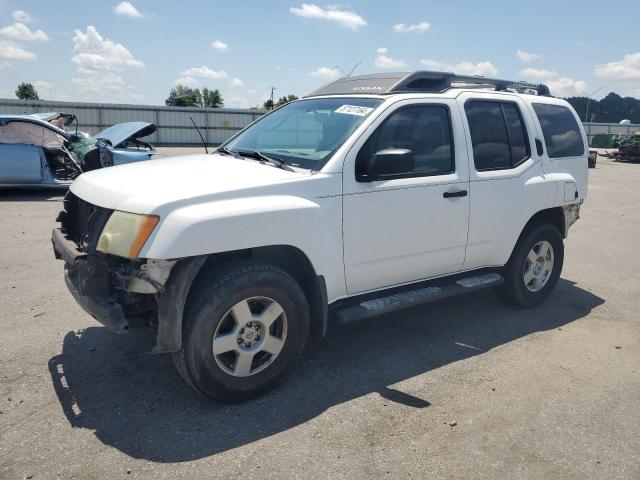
[58,192,112,252]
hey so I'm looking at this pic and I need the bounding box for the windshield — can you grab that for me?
[223,97,382,170]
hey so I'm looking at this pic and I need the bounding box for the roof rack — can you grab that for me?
[306,71,551,97]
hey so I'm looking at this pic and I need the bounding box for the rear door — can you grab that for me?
[342,98,470,294]
[459,93,555,270]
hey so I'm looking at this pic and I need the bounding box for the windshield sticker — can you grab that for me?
[335,105,374,117]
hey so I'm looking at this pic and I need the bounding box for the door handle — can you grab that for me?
[443,189,467,198]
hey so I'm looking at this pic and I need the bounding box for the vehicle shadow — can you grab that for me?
[48,278,603,463]
[0,188,64,202]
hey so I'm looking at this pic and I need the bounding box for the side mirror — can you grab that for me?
[364,148,415,180]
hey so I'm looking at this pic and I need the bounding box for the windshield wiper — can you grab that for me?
[237,150,295,171]
[217,146,242,159]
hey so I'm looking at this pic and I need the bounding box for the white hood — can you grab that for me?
[70,154,309,213]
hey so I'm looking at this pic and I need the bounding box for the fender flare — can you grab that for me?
[153,255,207,353]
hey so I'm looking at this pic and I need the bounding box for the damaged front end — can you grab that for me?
[52,192,203,353]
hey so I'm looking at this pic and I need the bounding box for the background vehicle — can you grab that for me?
[0,114,159,188]
[52,71,588,402]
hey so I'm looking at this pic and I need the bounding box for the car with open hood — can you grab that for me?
[0,113,159,188]
[52,71,588,402]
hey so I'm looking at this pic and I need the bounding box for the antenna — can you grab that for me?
[189,115,208,154]
[334,62,361,78]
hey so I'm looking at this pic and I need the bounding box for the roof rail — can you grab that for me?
[306,71,551,97]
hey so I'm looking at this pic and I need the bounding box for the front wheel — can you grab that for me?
[172,262,310,402]
[496,224,564,307]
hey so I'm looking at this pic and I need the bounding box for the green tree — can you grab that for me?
[565,92,640,123]
[15,82,39,100]
[264,94,298,110]
[202,88,224,108]
[165,84,201,107]
[275,94,298,107]
[263,99,275,110]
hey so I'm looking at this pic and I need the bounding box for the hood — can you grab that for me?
[93,121,156,147]
[70,154,310,213]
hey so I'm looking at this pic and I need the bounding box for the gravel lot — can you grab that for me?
[1,154,639,479]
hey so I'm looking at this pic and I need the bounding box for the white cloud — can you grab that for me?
[230,77,244,87]
[375,47,407,69]
[0,22,49,42]
[0,61,11,69]
[309,66,341,80]
[211,40,229,52]
[516,49,541,63]
[393,22,431,33]
[289,3,366,30]
[71,72,125,95]
[519,67,558,79]
[454,61,497,76]
[114,1,143,18]
[0,40,36,61]
[420,58,497,76]
[518,67,587,96]
[34,80,53,90]
[71,26,144,73]
[175,76,198,88]
[182,66,228,79]
[594,52,640,79]
[546,77,587,97]
[12,10,32,23]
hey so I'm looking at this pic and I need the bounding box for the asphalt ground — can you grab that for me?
[0,153,638,479]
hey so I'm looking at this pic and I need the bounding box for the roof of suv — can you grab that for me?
[306,71,551,98]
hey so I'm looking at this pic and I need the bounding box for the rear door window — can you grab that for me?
[465,100,530,171]
[532,103,584,158]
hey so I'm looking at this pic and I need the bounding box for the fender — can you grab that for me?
[141,194,346,303]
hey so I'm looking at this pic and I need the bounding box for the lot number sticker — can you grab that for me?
[335,105,374,116]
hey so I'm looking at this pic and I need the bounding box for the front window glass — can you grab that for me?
[356,105,454,178]
[224,97,382,170]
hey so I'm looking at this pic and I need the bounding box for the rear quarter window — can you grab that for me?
[532,103,584,158]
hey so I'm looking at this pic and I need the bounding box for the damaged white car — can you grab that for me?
[0,113,159,188]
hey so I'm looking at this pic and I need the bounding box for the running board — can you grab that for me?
[335,273,503,325]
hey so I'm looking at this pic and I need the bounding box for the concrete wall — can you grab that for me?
[0,98,265,146]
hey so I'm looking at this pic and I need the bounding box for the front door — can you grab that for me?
[342,99,470,294]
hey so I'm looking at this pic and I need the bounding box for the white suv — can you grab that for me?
[52,71,588,401]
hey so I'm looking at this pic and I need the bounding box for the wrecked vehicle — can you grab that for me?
[0,114,159,188]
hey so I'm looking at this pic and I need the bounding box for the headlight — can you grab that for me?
[97,211,159,259]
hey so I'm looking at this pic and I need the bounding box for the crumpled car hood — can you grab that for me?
[70,153,309,214]
[92,121,156,148]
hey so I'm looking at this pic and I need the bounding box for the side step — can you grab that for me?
[335,273,503,325]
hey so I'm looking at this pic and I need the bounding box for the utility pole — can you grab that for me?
[269,86,276,110]
[577,86,607,123]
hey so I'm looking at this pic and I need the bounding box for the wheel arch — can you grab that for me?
[155,245,328,353]
[507,206,566,265]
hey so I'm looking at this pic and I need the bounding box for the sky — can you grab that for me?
[0,0,638,108]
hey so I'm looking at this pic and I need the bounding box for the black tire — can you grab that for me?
[588,155,597,168]
[172,261,310,402]
[495,224,564,307]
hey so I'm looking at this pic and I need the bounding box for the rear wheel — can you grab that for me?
[172,262,310,402]
[496,224,564,307]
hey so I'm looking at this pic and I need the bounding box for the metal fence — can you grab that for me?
[1,98,638,148]
[583,122,640,146]
[0,98,265,146]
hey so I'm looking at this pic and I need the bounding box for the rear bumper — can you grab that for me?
[52,227,129,332]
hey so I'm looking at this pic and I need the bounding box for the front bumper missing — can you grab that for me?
[52,228,129,333]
